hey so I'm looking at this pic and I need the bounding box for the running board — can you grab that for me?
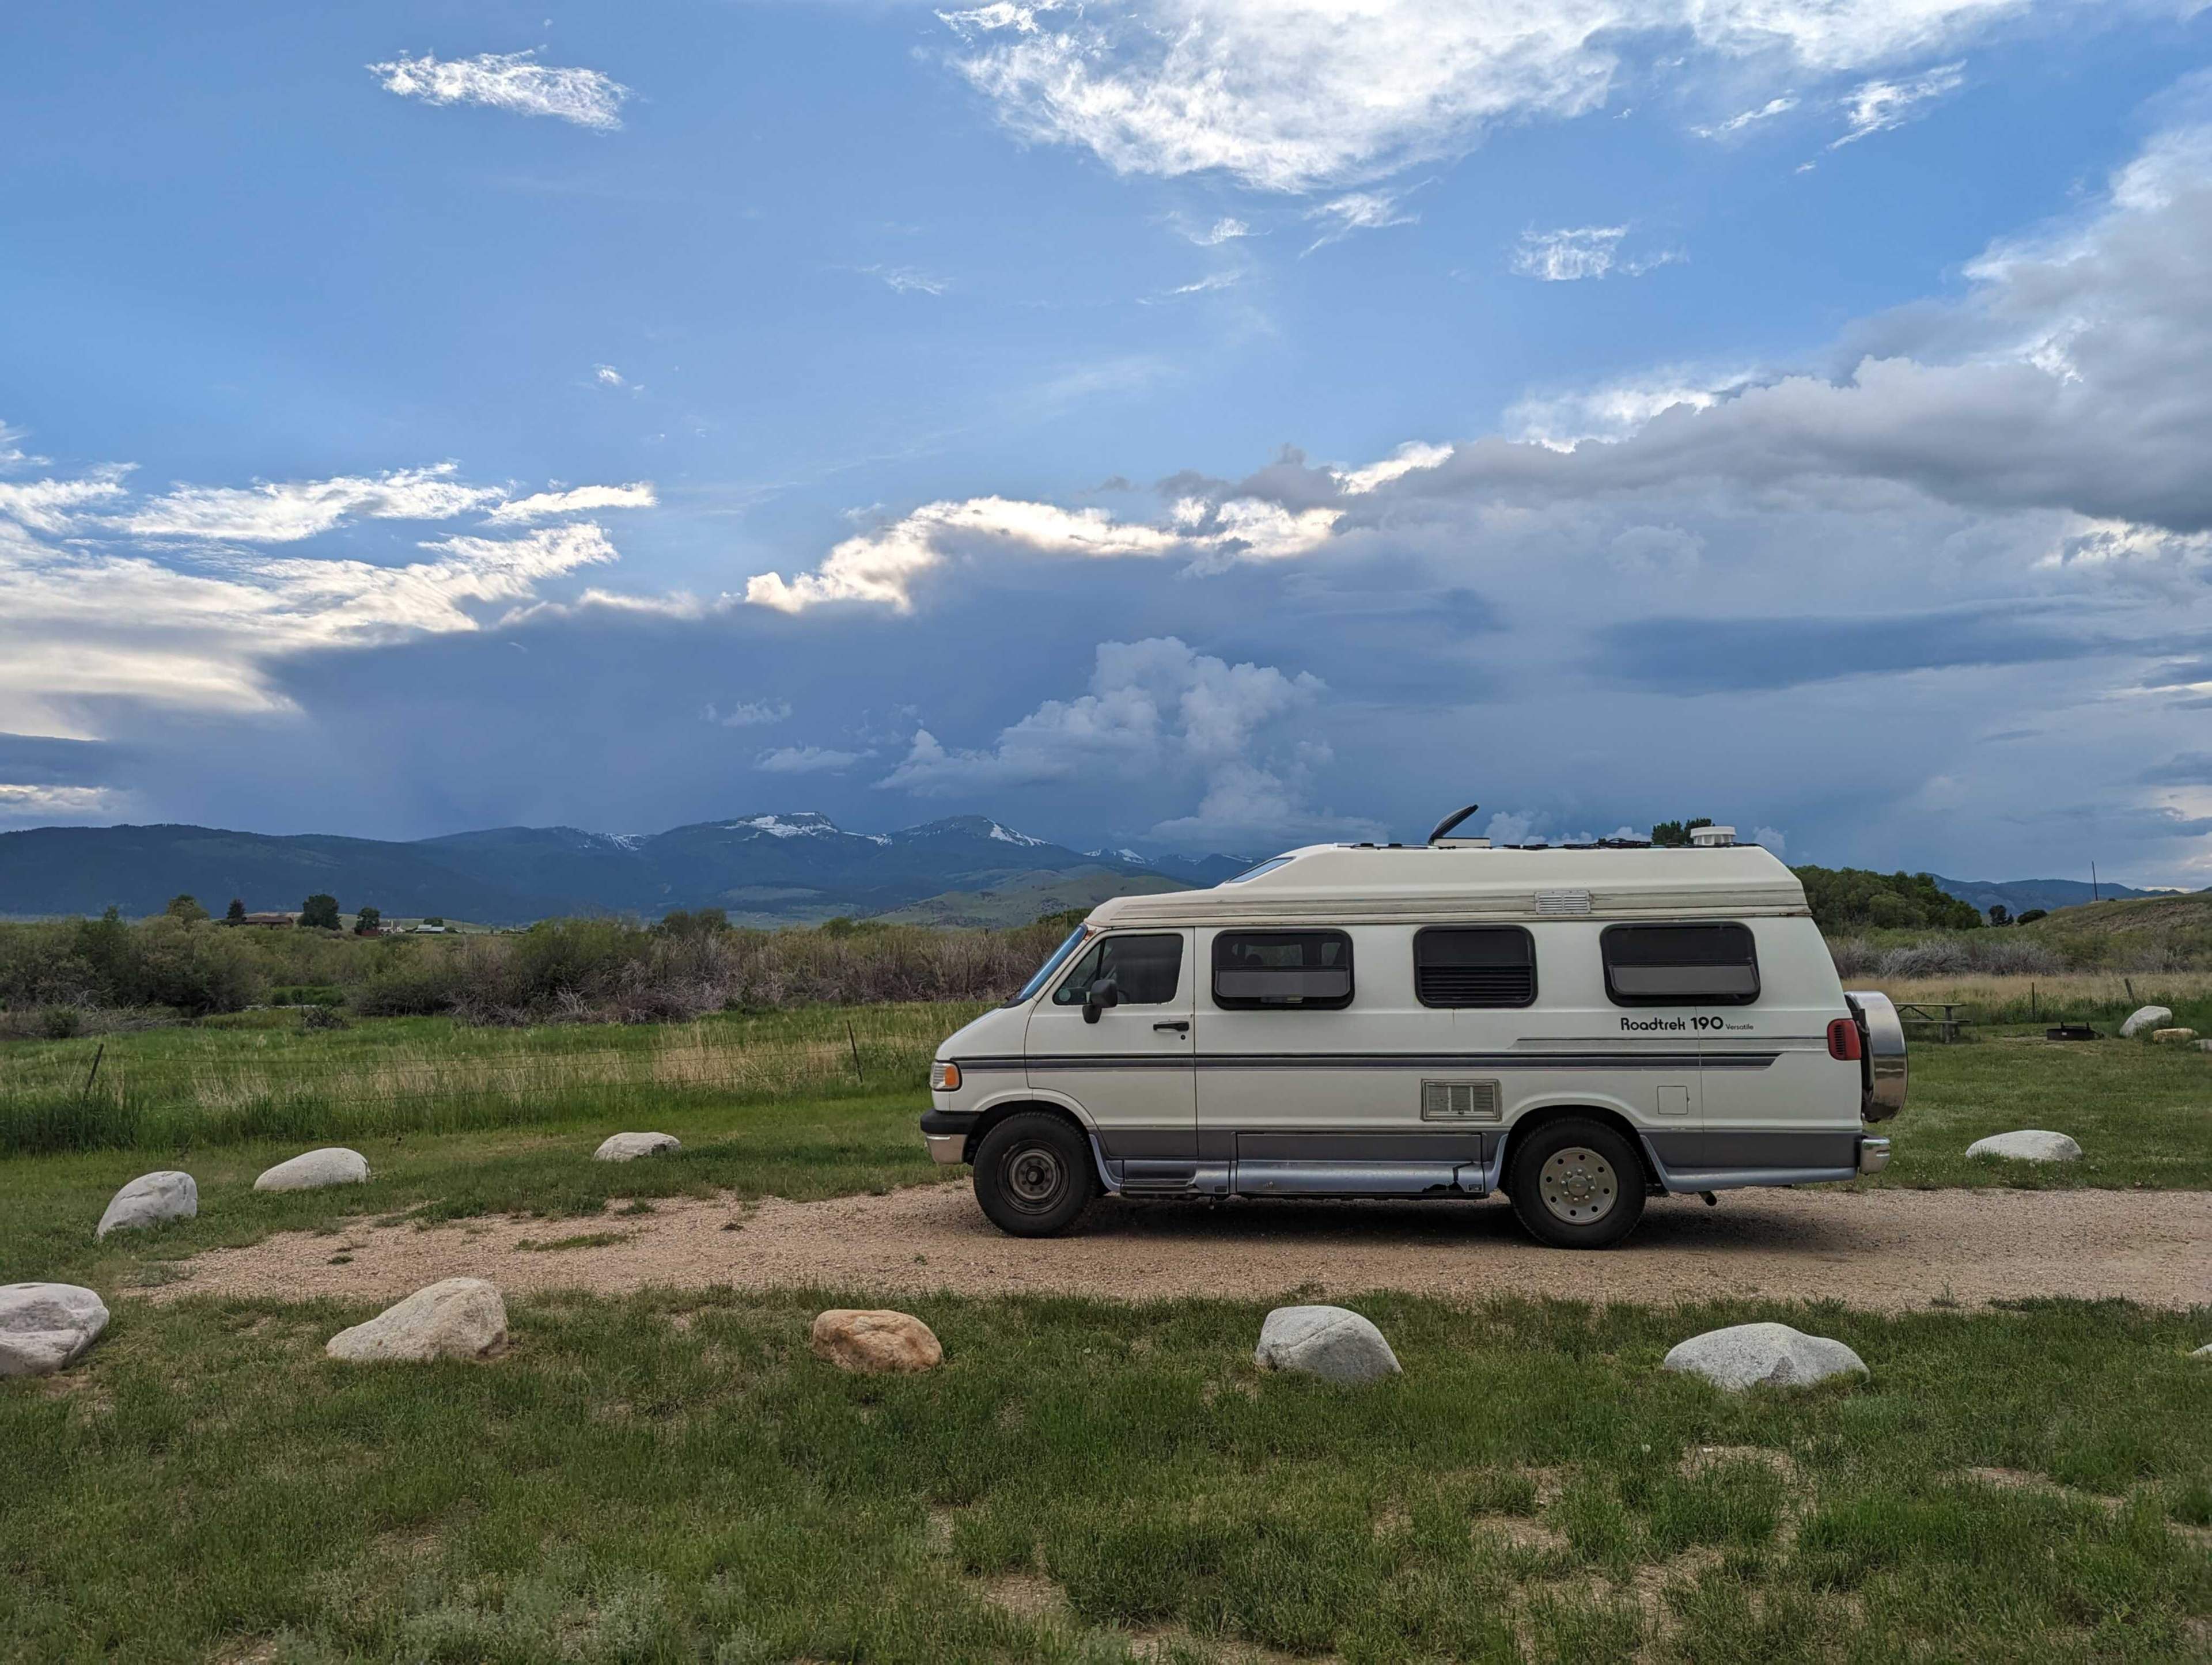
[1102,1158,1488,1199]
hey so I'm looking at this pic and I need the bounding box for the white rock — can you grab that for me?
[593,1131,680,1162]
[2192,1343,2212,1359]
[1253,1304,1402,1385]
[2120,1006,2173,1038]
[0,1283,110,1378]
[254,1147,371,1191]
[95,1170,197,1238]
[325,1277,507,1363]
[1967,1129,2082,1163]
[1663,1322,1868,1393]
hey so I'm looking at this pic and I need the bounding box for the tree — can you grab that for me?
[224,898,247,925]
[299,893,342,931]
[2017,908,2048,924]
[1988,904,2011,927]
[655,907,729,939]
[165,893,209,923]
[1649,817,1714,848]
[354,905,382,936]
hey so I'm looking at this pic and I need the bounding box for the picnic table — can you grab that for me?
[1895,1001,1972,1043]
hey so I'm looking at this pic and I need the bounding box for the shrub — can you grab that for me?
[132,916,266,1015]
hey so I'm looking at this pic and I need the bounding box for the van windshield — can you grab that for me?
[1007,926,1090,1006]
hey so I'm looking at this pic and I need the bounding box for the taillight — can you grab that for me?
[1827,1018,1862,1061]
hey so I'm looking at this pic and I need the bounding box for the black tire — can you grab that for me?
[1505,1117,1647,1249]
[972,1112,1097,1238]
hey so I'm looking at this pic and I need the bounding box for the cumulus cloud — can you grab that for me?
[1832,61,1964,146]
[755,745,867,773]
[704,698,792,729]
[938,0,2058,192]
[876,635,1359,844]
[486,483,657,524]
[369,51,630,130]
[123,464,504,543]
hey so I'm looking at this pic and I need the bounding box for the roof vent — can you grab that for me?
[1534,889,1593,915]
[1690,825,1737,848]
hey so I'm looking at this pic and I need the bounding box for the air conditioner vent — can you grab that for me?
[1533,889,1592,915]
[1421,1079,1502,1122]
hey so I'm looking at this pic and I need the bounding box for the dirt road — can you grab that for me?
[148,1182,2212,1311]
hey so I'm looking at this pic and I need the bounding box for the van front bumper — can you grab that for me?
[921,1109,977,1167]
[1857,1136,1892,1175]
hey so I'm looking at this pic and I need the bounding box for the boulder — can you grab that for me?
[2150,1028,2199,1045]
[1253,1304,1402,1385]
[1663,1322,1868,1392]
[254,1147,371,1192]
[0,1283,110,1378]
[2120,1006,2173,1038]
[325,1277,507,1363]
[95,1170,197,1238]
[809,1309,942,1374]
[1967,1129,2082,1163]
[593,1132,680,1162]
[2193,1343,2212,1359]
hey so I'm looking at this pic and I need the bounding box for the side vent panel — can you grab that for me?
[1421,1079,1502,1123]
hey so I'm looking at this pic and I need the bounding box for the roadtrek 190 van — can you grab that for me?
[918,817,1907,1249]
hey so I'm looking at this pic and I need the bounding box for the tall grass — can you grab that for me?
[0,1003,990,1156]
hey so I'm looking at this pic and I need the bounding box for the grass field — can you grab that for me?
[6,1290,2210,1663]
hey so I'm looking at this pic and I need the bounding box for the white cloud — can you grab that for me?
[1194,216,1251,244]
[0,419,44,471]
[1692,94,1798,137]
[863,266,948,295]
[0,783,120,820]
[755,745,866,773]
[123,464,503,543]
[1331,441,1454,495]
[485,482,657,523]
[1305,190,1418,252]
[1512,225,1628,280]
[1752,825,1788,855]
[1832,61,1964,146]
[594,365,627,388]
[1160,270,1243,297]
[940,0,2057,193]
[704,698,792,729]
[369,51,630,131]
[0,473,130,533]
[1505,367,1757,446]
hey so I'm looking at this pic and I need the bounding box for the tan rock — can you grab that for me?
[2150,1028,2199,1044]
[809,1308,942,1374]
[325,1277,507,1363]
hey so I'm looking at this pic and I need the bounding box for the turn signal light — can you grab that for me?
[1827,1018,1863,1061]
[930,1061,962,1091]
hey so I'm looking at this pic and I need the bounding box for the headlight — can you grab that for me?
[930,1061,962,1091]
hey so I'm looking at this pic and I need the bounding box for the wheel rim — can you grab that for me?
[1003,1143,1067,1212]
[1537,1146,1618,1224]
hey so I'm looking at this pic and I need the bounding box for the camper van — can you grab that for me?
[918,825,1907,1249]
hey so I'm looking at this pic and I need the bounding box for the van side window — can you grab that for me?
[1051,934,1184,1006]
[1414,926,1536,1008]
[1211,930,1354,1010]
[1601,923,1759,1006]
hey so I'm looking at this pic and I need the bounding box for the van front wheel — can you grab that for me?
[973,1112,1097,1237]
[1505,1118,1646,1249]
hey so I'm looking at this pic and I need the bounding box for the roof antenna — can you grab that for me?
[1427,803,1482,845]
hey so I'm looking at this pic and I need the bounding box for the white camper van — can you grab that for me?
[919,824,1907,1249]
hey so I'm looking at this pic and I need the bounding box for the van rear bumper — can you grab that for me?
[1857,1135,1891,1175]
[920,1109,977,1166]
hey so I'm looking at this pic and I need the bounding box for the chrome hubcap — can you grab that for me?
[1539,1147,1618,1224]
[1006,1145,1065,1208]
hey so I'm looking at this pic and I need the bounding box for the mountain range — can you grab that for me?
[1929,876,2180,916]
[0,814,1248,926]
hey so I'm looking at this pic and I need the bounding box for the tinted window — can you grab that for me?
[1011,926,1089,1004]
[1212,930,1354,1010]
[1052,933,1184,1006]
[1415,927,1536,1008]
[1601,923,1760,1006]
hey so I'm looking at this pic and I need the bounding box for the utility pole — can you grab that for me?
[2091,860,2100,902]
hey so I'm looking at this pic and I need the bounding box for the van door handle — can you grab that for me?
[1153,1020,1191,1034]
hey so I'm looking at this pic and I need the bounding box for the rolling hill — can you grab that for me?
[0,814,1247,926]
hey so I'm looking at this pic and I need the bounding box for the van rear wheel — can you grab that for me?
[973,1112,1097,1238]
[1506,1118,1646,1249]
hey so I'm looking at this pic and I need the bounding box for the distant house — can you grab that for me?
[240,912,299,927]
[410,923,450,934]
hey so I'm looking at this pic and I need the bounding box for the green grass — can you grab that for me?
[3,1291,2207,1663]
[1857,1026,2212,1190]
[0,1002,986,1156]
[0,1091,949,1287]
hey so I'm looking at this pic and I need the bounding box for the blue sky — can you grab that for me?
[4,1,2211,883]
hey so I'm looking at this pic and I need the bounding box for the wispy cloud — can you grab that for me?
[1693,94,1797,138]
[0,473,131,534]
[1832,62,1964,147]
[1304,191,1417,254]
[486,483,657,524]
[1512,225,1627,281]
[704,698,791,729]
[862,265,948,295]
[755,744,866,773]
[0,419,44,471]
[1191,216,1251,245]
[123,464,502,543]
[593,364,627,388]
[369,51,631,131]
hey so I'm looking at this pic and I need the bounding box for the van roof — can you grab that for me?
[1091,841,1807,928]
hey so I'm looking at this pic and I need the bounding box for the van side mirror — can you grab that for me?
[1082,975,1122,1024]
